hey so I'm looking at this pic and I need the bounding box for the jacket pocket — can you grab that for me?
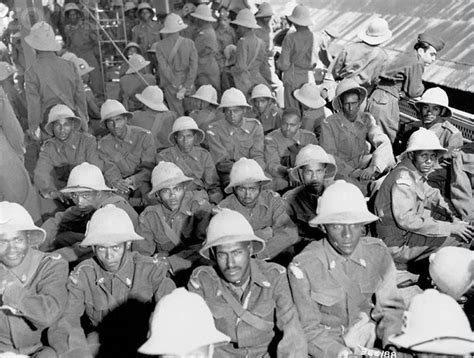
[310,288,343,307]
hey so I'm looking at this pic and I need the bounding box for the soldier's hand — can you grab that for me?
[450,222,474,243]
[337,348,352,358]
[360,166,377,181]
[114,179,131,194]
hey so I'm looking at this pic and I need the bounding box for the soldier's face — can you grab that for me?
[281,113,301,139]
[341,93,361,122]
[139,9,152,21]
[411,150,437,176]
[325,223,364,257]
[0,231,29,268]
[224,106,245,127]
[67,10,80,25]
[157,184,185,212]
[417,46,437,67]
[234,183,261,207]
[70,191,101,209]
[175,129,195,153]
[215,241,251,285]
[52,118,74,141]
[301,163,326,193]
[94,243,126,272]
[105,116,128,139]
[421,104,443,126]
[254,97,270,114]
[126,47,139,59]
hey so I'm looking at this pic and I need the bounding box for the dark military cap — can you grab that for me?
[418,32,445,51]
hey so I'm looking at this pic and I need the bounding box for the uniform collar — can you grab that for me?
[228,191,269,211]
[323,238,368,270]
[249,259,272,288]
[171,145,199,161]
[95,251,134,288]
[224,117,252,134]
[401,157,428,181]
[112,125,134,145]
[159,190,194,217]
[2,249,42,285]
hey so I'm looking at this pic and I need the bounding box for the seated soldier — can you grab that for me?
[189,85,223,135]
[283,144,337,243]
[40,162,138,262]
[451,142,474,221]
[289,180,404,357]
[49,205,176,357]
[131,85,178,151]
[265,108,318,192]
[218,158,299,261]
[156,116,223,204]
[0,202,68,356]
[188,209,307,357]
[34,104,103,203]
[320,78,395,195]
[249,84,282,135]
[133,162,212,277]
[98,99,156,204]
[374,128,473,273]
[118,54,155,112]
[138,288,230,358]
[403,87,464,193]
[294,83,332,141]
[206,87,265,187]
[389,289,474,357]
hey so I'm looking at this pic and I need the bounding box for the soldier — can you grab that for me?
[63,2,103,99]
[389,289,474,356]
[332,18,392,92]
[374,128,473,273]
[24,21,87,140]
[190,5,221,93]
[133,162,212,277]
[40,162,138,262]
[34,104,103,203]
[215,7,237,70]
[152,13,198,116]
[206,87,265,186]
[277,5,314,109]
[367,32,445,143]
[138,288,230,357]
[49,205,175,357]
[189,84,223,134]
[123,2,138,43]
[119,54,156,112]
[249,83,282,134]
[118,41,149,76]
[0,202,68,356]
[294,83,332,140]
[131,85,177,151]
[230,9,270,97]
[131,2,162,55]
[320,78,395,195]
[188,209,308,357]
[218,158,299,261]
[71,57,101,123]
[156,116,223,204]
[98,99,156,203]
[288,180,404,357]
[265,108,318,192]
[283,144,337,242]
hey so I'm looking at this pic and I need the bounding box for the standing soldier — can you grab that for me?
[24,21,87,140]
[332,18,392,92]
[206,87,265,186]
[123,2,138,42]
[152,13,198,116]
[188,209,308,357]
[277,5,314,109]
[289,181,404,357]
[49,205,176,357]
[367,32,445,143]
[191,4,221,93]
[230,9,271,97]
[218,158,299,261]
[0,202,68,356]
[63,2,103,100]
[131,2,162,55]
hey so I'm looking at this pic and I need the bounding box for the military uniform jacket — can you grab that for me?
[288,238,403,357]
[194,24,220,87]
[130,109,177,151]
[405,120,464,155]
[51,251,175,356]
[0,249,68,355]
[251,103,282,134]
[119,72,156,112]
[34,131,103,194]
[218,190,299,260]
[188,260,307,357]
[320,111,394,176]
[134,191,212,272]
[265,128,317,178]
[374,157,453,244]
[206,117,265,169]
[64,20,97,53]
[25,52,87,131]
[131,20,162,53]
[98,125,156,187]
